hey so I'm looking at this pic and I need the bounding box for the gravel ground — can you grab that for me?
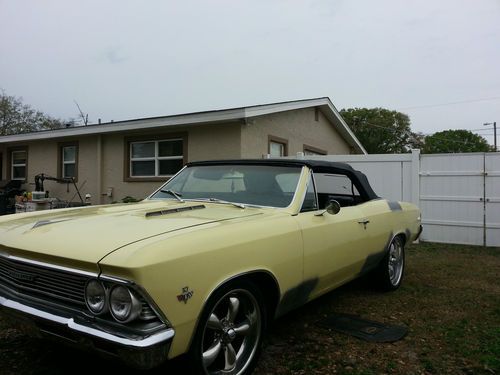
[1,242,499,375]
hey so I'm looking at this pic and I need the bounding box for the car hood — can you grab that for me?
[0,200,262,267]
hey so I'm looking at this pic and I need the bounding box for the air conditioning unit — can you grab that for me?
[31,191,47,201]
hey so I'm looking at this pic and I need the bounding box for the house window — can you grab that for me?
[303,145,327,156]
[130,139,183,177]
[11,150,27,180]
[268,136,288,157]
[61,144,78,179]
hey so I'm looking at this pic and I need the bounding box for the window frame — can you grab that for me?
[268,135,288,157]
[58,142,79,181]
[300,170,319,213]
[313,171,366,208]
[7,147,28,181]
[303,144,327,156]
[124,133,188,182]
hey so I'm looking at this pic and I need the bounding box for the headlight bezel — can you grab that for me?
[83,278,160,325]
[109,284,143,323]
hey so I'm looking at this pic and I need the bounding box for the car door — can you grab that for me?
[294,172,373,299]
[357,199,399,265]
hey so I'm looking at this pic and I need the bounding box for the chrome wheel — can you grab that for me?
[200,288,262,375]
[388,237,404,286]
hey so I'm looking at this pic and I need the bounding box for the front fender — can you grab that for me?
[98,212,303,358]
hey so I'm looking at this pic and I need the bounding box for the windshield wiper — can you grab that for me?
[160,189,184,203]
[192,198,246,209]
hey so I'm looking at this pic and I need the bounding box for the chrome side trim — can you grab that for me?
[0,296,174,348]
[0,252,97,278]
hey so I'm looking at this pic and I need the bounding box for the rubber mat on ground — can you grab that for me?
[318,313,408,343]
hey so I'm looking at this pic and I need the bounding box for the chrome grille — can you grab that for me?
[0,255,89,306]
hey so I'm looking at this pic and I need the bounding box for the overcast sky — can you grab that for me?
[1,0,499,145]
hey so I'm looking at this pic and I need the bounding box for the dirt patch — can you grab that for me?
[1,243,499,374]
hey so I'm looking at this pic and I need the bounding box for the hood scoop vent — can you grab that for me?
[145,204,206,218]
[32,219,70,229]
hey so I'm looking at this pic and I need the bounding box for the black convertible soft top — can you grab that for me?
[187,159,379,201]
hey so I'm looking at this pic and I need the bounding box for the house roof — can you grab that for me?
[0,97,366,154]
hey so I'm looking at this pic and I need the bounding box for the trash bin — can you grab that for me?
[0,180,23,215]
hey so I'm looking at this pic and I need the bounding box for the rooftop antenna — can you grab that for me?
[74,100,89,126]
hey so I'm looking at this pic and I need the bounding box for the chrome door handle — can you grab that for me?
[358,219,370,229]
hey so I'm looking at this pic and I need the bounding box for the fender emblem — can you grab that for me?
[177,286,194,304]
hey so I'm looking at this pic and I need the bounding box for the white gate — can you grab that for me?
[284,151,500,247]
[419,153,485,246]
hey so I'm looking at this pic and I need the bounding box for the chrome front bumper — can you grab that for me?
[0,295,175,369]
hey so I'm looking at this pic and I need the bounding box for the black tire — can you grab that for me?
[375,235,405,291]
[190,280,266,375]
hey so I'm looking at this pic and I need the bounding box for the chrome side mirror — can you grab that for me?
[326,200,341,215]
[315,199,341,216]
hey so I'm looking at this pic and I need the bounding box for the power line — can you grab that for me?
[396,96,500,110]
[469,126,495,132]
[359,121,490,146]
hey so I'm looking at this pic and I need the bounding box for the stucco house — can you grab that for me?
[0,97,365,204]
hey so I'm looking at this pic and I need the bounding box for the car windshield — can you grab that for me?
[150,164,303,208]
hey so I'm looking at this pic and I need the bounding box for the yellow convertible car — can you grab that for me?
[0,159,421,374]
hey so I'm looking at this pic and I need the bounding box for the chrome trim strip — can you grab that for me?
[0,252,97,278]
[0,296,174,348]
[99,274,129,284]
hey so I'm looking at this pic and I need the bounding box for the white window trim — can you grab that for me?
[269,141,285,157]
[62,145,77,179]
[130,139,183,178]
[11,150,27,180]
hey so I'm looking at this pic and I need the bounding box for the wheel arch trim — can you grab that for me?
[390,230,408,248]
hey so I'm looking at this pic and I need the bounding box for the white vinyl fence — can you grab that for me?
[286,150,500,247]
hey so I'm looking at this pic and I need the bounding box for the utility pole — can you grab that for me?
[484,122,497,152]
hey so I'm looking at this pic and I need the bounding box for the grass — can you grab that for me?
[255,242,500,374]
[0,242,499,374]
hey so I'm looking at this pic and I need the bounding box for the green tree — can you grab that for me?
[0,90,63,135]
[340,107,419,153]
[423,129,492,153]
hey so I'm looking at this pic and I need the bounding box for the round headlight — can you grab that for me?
[109,285,142,323]
[85,280,107,314]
